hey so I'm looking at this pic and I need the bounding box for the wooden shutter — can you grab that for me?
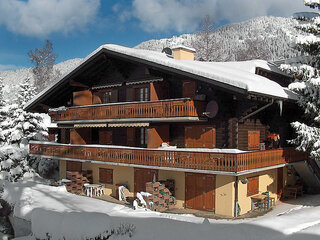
[248,130,260,150]
[127,128,136,147]
[126,88,135,102]
[185,126,216,148]
[111,89,118,103]
[247,176,259,196]
[99,168,113,184]
[182,80,197,98]
[99,129,112,145]
[67,161,82,172]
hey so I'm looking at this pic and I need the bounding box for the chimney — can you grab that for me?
[171,45,196,60]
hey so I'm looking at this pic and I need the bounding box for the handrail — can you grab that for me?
[49,98,206,121]
[29,142,307,173]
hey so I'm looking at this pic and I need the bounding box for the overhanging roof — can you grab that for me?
[25,44,298,112]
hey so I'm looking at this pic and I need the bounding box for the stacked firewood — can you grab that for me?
[144,181,175,212]
[65,170,93,194]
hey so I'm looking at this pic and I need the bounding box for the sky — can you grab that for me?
[0,0,313,71]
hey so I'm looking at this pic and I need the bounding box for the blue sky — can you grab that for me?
[0,0,311,70]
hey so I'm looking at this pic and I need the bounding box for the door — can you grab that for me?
[134,168,158,194]
[277,168,284,199]
[185,126,216,148]
[185,173,215,212]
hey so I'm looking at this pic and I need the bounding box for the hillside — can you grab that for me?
[135,16,301,62]
[0,58,82,103]
[0,16,303,102]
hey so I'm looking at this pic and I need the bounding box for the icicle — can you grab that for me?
[278,100,283,116]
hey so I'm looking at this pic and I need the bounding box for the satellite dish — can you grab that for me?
[162,47,172,56]
[204,100,218,118]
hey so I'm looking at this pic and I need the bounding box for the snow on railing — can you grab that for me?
[29,141,306,173]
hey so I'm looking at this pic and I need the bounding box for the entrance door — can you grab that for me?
[277,168,284,199]
[185,173,215,212]
[134,168,158,194]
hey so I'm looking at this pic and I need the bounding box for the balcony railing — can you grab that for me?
[29,142,307,173]
[49,98,206,122]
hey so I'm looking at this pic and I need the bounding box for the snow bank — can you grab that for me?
[31,209,111,240]
[4,180,320,240]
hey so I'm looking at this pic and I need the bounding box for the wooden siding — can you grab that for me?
[49,99,206,122]
[147,125,170,148]
[73,90,92,106]
[238,119,268,150]
[30,142,307,173]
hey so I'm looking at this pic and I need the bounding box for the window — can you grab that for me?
[99,168,113,184]
[247,176,259,196]
[136,87,149,101]
[139,128,148,147]
[102,91,112,104]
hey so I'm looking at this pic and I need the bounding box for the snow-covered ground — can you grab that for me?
[2,177,320,240]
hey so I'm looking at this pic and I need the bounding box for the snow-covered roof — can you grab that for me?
[171,45,196,52]
[25,44,297,111]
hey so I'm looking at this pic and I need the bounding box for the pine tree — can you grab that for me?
[18,77,37,107]
[0,103,50,181]
[0,77,5,107]
[280,0,320,159]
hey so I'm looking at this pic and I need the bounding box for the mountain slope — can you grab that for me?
[135,16,301,62]
[0,58,82,103]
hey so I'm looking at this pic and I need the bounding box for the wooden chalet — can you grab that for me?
[26,44,310,217]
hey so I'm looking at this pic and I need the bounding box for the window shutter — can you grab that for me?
[248,130,260,150]
[247,176,259,196]
[99,168,113,184]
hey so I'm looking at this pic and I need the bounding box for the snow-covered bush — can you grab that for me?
[113,223,136,238]
[0,146,28,181]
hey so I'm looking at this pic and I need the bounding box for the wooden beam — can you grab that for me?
[69,79,89,88]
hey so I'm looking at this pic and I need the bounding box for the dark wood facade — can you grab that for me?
[26,46,307,215]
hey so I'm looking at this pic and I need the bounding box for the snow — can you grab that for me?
[31,209,111,240]
[31,140,247,153]
[26,39,298,111]
[171,45,196,52]
[3,179,320,240]
[97,44,297,100]
[0,59,82,104]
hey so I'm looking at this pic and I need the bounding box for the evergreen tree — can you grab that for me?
[18,77,37,107]
[0,103,50,181]
[0,77,5,107]
[280,0,320,159]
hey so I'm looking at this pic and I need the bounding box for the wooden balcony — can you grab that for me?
[49,98,206,122]
[29,142,307,173]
